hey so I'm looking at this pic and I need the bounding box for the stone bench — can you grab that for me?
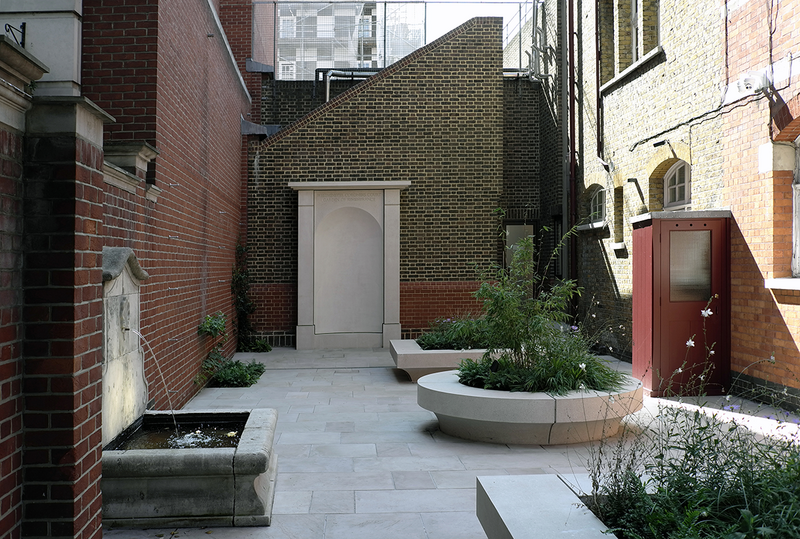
[389,339,486,381]
[476,474,608,539]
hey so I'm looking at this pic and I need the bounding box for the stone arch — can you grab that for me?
[646,140,692,211]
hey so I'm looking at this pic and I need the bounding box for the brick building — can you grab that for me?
[246,17,558,347]
[0,3,561,536]
[571,0,800,402]
[0,0,252,536]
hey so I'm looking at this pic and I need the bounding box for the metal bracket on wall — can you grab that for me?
[4,22,25,48]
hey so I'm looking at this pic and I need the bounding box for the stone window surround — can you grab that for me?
[761,141,799,290]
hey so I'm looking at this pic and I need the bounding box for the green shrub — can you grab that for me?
[198,312,227,338]
[416,316,491,350]
[207,360,266,388]
[589,404,800,539]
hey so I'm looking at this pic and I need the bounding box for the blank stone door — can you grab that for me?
[291,181,409,349]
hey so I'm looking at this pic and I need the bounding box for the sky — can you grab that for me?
[424,1,523,43]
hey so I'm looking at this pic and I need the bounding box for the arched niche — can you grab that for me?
[290,181,410,349]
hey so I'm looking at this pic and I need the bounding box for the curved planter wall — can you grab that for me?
[417,371,643,445]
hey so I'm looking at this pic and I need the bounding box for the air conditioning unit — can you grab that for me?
[737,71,770,94]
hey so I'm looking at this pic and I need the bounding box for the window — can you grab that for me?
[358,16,371,38]
[279,61,296,80]
[664,160,691,209]
[279,17,296,39]
[599,0,660,80]
[590,188,607,223]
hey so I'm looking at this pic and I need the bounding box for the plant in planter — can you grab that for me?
[416,226,641,445]
[459,228,626,395]
[588,306,800,538]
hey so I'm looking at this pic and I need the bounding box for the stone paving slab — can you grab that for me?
[102,347,716,539]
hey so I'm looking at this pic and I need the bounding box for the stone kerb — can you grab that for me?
[390,339,486,381]
[417,370,643,445]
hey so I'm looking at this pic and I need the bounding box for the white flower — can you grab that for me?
[783,387,789,395]
[579,363,586,371]
[701,308,713,317]
[709,350,715,355]
[699,374,705,381]
[675,367,683,374]
[725,394,732,402]
[770,354,776,364]
[591,314,596,318]
[226,431,238,437]
[608,396,615,403]
[686,339,695,348]
[579,383,586,390]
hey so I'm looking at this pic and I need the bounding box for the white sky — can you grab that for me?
[424,1,522,43]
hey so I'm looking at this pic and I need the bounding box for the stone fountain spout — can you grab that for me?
[102,246,150,448]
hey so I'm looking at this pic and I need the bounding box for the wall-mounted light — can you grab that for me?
[653,140,667,147]
[627,178,638,183]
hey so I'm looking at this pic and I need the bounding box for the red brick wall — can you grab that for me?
[82,0,252,410]
[23,112,105,538]
[0,128,24,539]
[400,282,484,337]
[82,0,159,143]
[724,0,800,389]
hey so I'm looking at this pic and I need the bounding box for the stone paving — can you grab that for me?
[103,347,799,539]
[103,348,603,539]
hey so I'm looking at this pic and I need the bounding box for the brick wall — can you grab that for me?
[22,100,107,539]
[247,18,506,339]
[723,0,800,389]
[0,126,24,539]
[575,0,724,357]
[82,0,251,411]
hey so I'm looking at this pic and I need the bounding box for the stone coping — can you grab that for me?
[477,474,608,538]
[417,370,644,445]
[389,339,486,381]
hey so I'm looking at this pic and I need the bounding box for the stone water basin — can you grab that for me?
[102,408,278,528]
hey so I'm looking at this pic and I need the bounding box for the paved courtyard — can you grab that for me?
[103,347,798,539]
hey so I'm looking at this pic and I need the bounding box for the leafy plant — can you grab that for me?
[207,360,266,388]
[232,243,272,353]
[588,301,800,538]
[198,312,227,339]
[416,315,491,350]
[452,222,625,394]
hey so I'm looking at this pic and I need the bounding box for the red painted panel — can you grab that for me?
[655,219,730,396]
[632,222,654,389]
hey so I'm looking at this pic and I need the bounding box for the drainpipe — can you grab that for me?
[560,0,572,279]
[596,0,603,160]
[568,0,577,282]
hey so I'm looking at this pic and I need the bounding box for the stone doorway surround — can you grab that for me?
[289,181,410,349]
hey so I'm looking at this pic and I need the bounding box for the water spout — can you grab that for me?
[125,327,178,433]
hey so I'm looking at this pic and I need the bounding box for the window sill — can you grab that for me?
[600,46,665,95]
[764,278,800,291]
[577,220,607,231]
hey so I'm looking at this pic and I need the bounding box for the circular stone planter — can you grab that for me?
[417,371,643,445]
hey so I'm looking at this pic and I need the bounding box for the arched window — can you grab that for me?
[664,160,691,210]
[590,188,607,223]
